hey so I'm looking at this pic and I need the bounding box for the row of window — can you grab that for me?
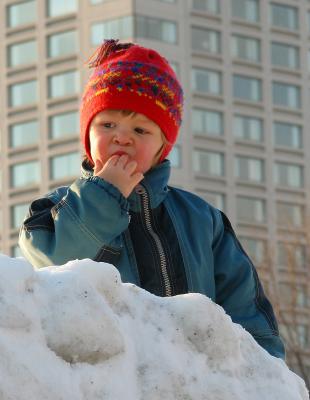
[6,110,302,151]
[9,152,80,189]
[231,0,309,33]
[236,196,303,225]
[239,236,306,268]
[8,70,79,108]
[192,68,302,110]
[193,109,303,149]
[6,147,305,190]
[7,0,78,26]
[8,111,78,148]
[278,283,309,308]
[7,31,79,67]
[280,323,309,350]
[194,150,304,188]
[8,26,310,74]
[193,27,310,72]
[7,0,310,34]
[6,69,304,111]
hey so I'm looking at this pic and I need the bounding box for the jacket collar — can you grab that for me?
[81,159,171,212]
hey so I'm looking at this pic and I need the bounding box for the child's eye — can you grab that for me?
[102,122,114,128]
[134,127,148,135]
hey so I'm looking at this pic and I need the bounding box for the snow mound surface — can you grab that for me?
[0,254,308,400]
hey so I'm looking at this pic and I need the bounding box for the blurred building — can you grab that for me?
[0,0,309,381]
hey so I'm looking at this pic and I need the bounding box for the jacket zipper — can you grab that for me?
[135,184,172,297]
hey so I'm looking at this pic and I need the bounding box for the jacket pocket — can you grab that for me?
[93,245,121,266]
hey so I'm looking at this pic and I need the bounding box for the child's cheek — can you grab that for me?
[95,139,109,161]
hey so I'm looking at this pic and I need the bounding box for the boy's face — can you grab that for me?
[89,110,164,174]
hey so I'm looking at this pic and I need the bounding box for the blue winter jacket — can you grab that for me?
[19,160,285,359]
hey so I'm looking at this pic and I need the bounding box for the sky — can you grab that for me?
[0,254,308,400]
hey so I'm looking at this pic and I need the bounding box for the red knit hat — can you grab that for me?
[80,39,184,164]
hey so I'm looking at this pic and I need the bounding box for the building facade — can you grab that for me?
[0,0,309,381]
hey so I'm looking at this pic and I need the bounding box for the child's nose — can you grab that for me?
[113,128,133,145]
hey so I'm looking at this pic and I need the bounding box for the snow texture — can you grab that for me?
[0,254,308,400]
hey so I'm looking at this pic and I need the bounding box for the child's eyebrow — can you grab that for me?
[134,118,157,127]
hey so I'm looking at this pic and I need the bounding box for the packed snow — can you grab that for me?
[0,254,308,400]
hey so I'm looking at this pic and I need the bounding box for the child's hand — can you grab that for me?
[94,155,144,198]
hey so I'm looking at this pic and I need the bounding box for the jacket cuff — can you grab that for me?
[82,176,129,212]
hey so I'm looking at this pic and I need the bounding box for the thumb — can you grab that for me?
[131,172,144,186]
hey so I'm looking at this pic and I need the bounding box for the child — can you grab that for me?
[19,39,285,359]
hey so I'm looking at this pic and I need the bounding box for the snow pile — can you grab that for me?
[0,254,308,400]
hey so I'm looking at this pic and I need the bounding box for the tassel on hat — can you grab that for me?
[86,39,134,68]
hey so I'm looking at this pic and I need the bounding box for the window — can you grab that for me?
[192,0,220,14]
[231,0,259,23]
[231,35,260,63]
[11,203,29,229]
[296,285,308,307]
[233,75,262,102]
[271,42,299,69]
[239,237,266,264]
[278,282,294,306]
[169,61,180,78]
[168,145,181,167]
[9,80,38,108]
[274,162,303,188]
[90,0,110,4]
[296,325,309,349]
[9,120,39,148]
[47,30,78,58]
[8,40,37,67]
[197,191,225,211]
[192,108,223,136]
[279,282,308,307]
[277,242,306,270]
[136,16,177,44]
[49,111,79,140]
[91,16,134,46]
[273,122,302,149]
[276,202,303,227]
[193,150,224,176]
[48,70,79,99]
[236,196,266,223]
[50,152,80,180]
[10,161,40,188]
[6,0,36,28]
[192,68,221,95]
[192,27,220,54]
[47,0,78,17]
[270,3,298,31]
[233,115,263,142]
[272,82,300,109]
[235,156,264,183]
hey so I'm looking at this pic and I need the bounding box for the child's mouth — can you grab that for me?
[112,151,129,157]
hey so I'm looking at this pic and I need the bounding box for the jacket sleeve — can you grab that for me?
[19,176,130,268]
[212,211,286,360]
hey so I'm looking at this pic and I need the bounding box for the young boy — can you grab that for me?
[19,39,285,359]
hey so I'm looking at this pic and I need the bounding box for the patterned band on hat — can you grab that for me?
[82,61,183,129]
